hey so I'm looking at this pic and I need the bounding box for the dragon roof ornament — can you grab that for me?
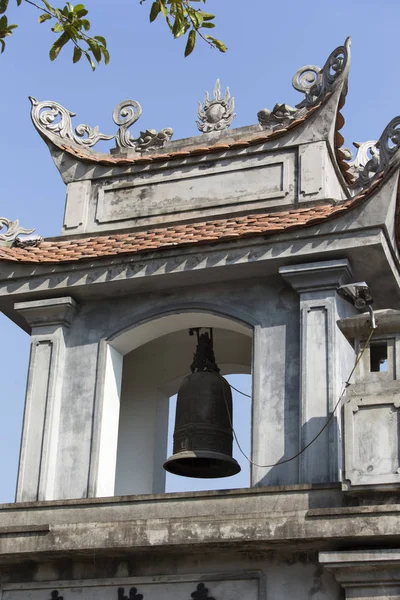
[0,218,42,247]
[30,97,173,154]
[257,37,351,129]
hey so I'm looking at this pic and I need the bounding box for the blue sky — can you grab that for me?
[0,0,398,502]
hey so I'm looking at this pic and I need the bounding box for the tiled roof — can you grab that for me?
[54,110,315,167]
[0,181,381,265]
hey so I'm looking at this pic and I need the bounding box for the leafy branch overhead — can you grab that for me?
[0,0,226,68]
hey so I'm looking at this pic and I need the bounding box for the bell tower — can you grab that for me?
[1,37,400,600]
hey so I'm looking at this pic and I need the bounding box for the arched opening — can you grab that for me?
[92,311,253,497]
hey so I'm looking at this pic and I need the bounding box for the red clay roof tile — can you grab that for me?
[0,193,367,266]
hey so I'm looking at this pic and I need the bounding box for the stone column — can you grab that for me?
[280,259,355,484]
[319,550,400,600]
[15,297,78,502]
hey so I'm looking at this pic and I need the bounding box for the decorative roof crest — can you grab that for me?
[30,97,174,154]
[0,218,42,247]
[257,37,351,129]
[197,79,236,133]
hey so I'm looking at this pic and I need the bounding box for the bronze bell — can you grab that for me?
[163,328,241,479]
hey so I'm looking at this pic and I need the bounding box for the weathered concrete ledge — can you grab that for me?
[0,485,399,561]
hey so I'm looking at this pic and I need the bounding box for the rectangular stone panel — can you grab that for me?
[17,340,53,501]
[95,150,295,225]
[2,574,262,600]
[343,391,400,489]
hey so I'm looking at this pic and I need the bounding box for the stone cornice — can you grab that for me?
[14,297,79,329]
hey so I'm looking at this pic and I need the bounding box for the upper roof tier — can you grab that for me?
[28,38,358,237]
[1,37,400,270]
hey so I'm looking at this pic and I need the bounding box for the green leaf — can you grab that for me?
[73,3,85,11]
[0,14,7,28]
[72,45,82,62]
[201,12,215,20]
[51,22,63,32]
[74,8,88,17]
[94,34,106,47]
[81,18,90,30]
[100,44,109,64]
[16,0,22,6]
[159,0,167,17]
[0,0,8,16]
[38,12,52,23]
[201,22,215,28]
[49,31,69,60]
[0,38,5,52]
[172,14,187,38]
[84,50,96,70]
[191,10,203,27]
[184,28,196,56]
[212,38,227,52]
[42,0,54,11]
[149,1,160,22]
[88,38,101,62]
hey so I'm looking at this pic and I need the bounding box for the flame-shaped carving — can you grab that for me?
[197,79,236,133]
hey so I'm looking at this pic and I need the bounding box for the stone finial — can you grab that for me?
[0,217,42,247]
[30,97,173,154]
[257,37,351,129]
[197,79,236,133]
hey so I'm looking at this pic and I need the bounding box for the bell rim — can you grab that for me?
[163,450,241,479]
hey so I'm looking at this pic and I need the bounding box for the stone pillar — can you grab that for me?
[15,297,78,502]
[280,259,355,484]
[319,550,400,600]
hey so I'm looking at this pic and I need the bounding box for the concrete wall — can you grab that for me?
[0,551,340,600]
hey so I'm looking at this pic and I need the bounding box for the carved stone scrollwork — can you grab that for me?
[30,97,114,147]
[0,217,42,246]
[258,37,351,129]
[30,96,173,154]
[197,79,236,133]
[346,141,379,186]
[293,37,350,109]
[113,100,173,151]
[190,583,215,600]
[350,116,400,188]
[377,115,400,170]
[117,587,143,600]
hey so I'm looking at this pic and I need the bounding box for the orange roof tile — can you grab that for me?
[0,193,372,265]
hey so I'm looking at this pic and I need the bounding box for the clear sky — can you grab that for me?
[0,0,398,502]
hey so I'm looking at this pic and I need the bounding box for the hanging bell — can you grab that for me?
[163,328,241,479]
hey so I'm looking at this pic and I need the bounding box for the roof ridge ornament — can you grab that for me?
[30,97,174,154]
[0,218,42,247]
[29,97,114,147]
[197,79,236,133]
[349,116,400,188]
[257,37,351,129]
[113,100,173,151]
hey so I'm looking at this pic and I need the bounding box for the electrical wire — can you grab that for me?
[220,326,375,469]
